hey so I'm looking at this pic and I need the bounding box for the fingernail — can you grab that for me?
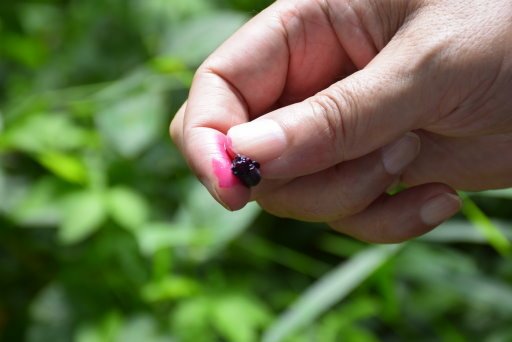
[381,132,420,175]
[227,119,287,160]
[224,136,236,159]
[420,193,461,226]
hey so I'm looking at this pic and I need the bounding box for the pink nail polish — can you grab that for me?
[225,136,236,159]
[212,158,239,188]
[212,135,239,188]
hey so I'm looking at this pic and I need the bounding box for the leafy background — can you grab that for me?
[1,0,512,341]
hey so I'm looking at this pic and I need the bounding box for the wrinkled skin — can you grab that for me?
[170,0,512,242]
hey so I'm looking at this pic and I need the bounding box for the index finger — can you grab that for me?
[180,0,351,209]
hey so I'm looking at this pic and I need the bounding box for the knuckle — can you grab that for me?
[311,88,358,160]
[309,91,353,160]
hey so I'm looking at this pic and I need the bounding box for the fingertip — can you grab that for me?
[218,187,251,211]
[210,135,252,210]
[186,130,251,211]
[210,154,251,210]
[329,183,461,243]
[200,178,249,211]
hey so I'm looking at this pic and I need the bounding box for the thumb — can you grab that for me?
[227,55,430,179]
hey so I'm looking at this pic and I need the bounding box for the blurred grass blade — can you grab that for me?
[420,219,512,244]
[460,193,511,255]
[473,189,512,200]
[238,234,331,277]
[262,244,403,342]
[316,234,369,258]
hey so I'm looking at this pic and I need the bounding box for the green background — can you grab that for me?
[1,0,512,341]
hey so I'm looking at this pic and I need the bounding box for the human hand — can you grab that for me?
[171,0,512,242]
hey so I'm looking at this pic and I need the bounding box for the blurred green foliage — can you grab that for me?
[1,1,512,341]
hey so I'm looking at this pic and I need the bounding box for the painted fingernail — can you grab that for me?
[420,193,461,226]
[227,119,286,161]
[224,136,236,159]
[381,132,420,175]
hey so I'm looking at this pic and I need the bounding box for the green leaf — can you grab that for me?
[0,114,91,153]
[96,91,165,158]
[174,181,261,260]
[212,294,271,342]
[135,222,210,256]
[263,245,403,342]
[115,315,172,342]
[1,33,47,68]
[27,284,72,342]
[75,312,122,342]
[150,56,187,73]
[107,187,150,231]
[160,11,248,65]
[312,299,379,342]
[172,296,214,342]
[141,276,199,302]
[37,152,89,184]
[59,190,106,244]
[9,177,64,226]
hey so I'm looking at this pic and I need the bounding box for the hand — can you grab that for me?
[171,0,512,242]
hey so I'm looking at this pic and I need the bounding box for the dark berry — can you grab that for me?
[231,154,261,187]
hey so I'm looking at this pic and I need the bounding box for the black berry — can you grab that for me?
[231,154,261,187]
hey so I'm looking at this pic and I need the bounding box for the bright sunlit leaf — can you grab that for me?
[141,276,200,302]
[37,152,89,184]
